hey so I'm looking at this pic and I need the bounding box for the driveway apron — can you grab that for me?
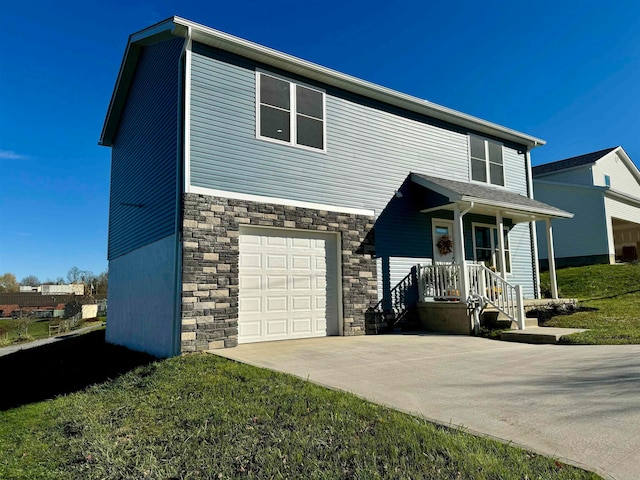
[212,334,640,480]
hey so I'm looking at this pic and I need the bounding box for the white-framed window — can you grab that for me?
[604,174,611,187]
[472,223,511,273]
[256,71,326,151]
[469,135,505,186]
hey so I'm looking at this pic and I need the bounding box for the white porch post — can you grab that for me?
[454,205,469,300]
[496,211,507,280]
[546,218,559,299]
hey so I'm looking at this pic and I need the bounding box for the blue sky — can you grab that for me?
[1,0,639,282]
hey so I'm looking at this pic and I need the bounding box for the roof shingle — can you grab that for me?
[532,147,618,177]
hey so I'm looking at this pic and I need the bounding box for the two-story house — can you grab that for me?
[534,146,640,269]
[100,17,571,357]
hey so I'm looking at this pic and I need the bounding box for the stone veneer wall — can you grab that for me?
[181,193,377,352]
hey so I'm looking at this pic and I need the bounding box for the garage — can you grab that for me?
[238,227,340,343]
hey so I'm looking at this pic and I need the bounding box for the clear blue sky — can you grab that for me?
[1,0,639,282]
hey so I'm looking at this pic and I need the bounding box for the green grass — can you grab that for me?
[0,316,104,346]
[540,263,640,344]
[0,351,597,480]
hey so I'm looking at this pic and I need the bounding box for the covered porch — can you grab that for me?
[375,173,573,333]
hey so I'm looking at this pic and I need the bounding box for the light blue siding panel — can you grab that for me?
[536,167,593,186]
[109,38,183,260]
[190,43,535,295]
[534,183,608,259]
[190,43,530,216]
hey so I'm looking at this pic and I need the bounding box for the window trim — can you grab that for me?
[604,173,611,188]
[468,135,506,187]
[256,70,327,153]
[472,222,511,274]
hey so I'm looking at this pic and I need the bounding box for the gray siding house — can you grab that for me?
[100,17,570,358]
[534,146,640,268]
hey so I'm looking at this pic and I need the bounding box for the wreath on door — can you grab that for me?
[437,234,454,256]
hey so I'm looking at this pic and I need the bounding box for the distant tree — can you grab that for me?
[67,266,81,284]
[0,273,19,292]
[95,270,108,295]
[20,275,40,287]
[64,300,82,319]
[81,271,96,295]
[55,277,65,285]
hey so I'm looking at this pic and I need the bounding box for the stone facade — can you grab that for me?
[181,193,377,352]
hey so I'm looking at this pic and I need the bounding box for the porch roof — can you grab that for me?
[410,173,573,222]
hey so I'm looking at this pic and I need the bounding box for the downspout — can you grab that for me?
[172,26,193,357]
[525,148,542,299]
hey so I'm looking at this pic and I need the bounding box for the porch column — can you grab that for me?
[453,205,469,300]
[496,211,507,280]
[545,218,559,299]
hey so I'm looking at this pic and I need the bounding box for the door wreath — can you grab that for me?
[437,234,453,256]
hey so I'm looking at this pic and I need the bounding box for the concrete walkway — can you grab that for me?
[0,323,106,358]
[212,334,640,480]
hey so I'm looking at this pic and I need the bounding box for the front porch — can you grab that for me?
[371,173,574,335]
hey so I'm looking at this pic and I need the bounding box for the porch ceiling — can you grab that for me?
[410,173,573,223]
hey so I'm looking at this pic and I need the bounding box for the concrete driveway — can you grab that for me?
[213,334,640,480]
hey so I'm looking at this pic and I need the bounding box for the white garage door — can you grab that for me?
[238,227,339,344]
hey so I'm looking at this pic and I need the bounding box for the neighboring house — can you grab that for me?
[40,284,85,295]
[533,146,640,268]
[99,17,571,358]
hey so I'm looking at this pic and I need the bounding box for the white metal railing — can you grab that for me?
[417,262,525,329]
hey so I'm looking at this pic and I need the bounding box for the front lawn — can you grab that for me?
[0,316,104,346]
[540,263,640,344]
[0,332,598,479]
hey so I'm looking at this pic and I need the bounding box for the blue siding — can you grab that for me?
[108,37,183,260]
[535,183,608,260]
[189,43,536,296]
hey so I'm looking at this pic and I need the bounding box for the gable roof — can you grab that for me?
[532,147,618,177]
[100,16,546,150]
[410,173,573,220]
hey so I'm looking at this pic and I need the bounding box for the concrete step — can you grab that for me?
[481,308,538,329]
[500,327,587,345]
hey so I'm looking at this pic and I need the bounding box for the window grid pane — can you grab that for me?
[471,159,487,182]
[296,115,324,149]
[296,86,323,120]
[260,105,290,142]
[260,75,290,109]
[489,163,504,186]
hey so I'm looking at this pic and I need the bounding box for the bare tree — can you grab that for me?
[95,270,108,295]
[67,266,81,284]
[20,275,40,287]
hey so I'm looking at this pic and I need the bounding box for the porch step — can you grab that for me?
[500,327,587,345]
[481,308,538,329]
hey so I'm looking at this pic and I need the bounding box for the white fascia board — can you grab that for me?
[171,17,545,150]
[188,185,375,216]
[605,189,640,207]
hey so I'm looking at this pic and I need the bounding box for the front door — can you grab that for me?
[432,219,454,263]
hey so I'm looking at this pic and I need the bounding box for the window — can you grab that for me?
[257,72,325,151]
[473,224,511,273]
[604,174,611,187]
[469,136,504,186]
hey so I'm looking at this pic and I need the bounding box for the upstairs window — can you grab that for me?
[469,136,504,186]
[257,72,325,151]
[604,174,611,187]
